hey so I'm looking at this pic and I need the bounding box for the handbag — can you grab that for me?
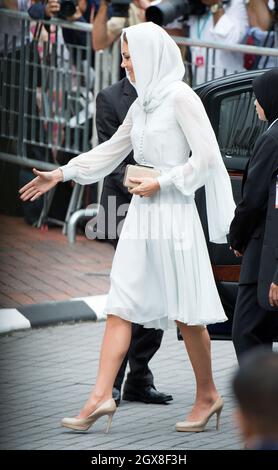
[123,164,161,189]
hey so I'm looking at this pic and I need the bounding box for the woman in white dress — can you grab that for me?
[19,22,235,433]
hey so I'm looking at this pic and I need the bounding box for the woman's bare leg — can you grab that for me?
[77,314,132,418]
[176,321,220,421]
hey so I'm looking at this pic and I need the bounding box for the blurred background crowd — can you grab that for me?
[0,0,278,227]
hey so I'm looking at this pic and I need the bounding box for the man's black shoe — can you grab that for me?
[122,384,173,404]
[112,387,121,407]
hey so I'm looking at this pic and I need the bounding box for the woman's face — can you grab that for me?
[121,41,135,83]
[254,99,267,121]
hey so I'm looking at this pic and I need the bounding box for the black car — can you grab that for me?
[192,70,268,340]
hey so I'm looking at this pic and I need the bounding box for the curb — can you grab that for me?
[0,295,107,334]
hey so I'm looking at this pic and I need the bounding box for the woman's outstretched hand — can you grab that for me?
[19,168,63,202]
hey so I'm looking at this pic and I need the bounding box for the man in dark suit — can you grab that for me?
[95,77,173,406]
[258,171,278,310]
[229,69,278,361]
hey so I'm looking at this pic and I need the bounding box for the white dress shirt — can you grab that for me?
[188,0,249,84]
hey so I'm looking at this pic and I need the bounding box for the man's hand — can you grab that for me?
[229,246,243,257]
[269,282,278,307]
[128,177,160,197]
[45,0,60,18]
[246,0,272,31]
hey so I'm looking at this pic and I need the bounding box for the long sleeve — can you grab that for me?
[60,103,134,185]
[157,84,235,243]
[158,86,219,195]
[229,133,278,251]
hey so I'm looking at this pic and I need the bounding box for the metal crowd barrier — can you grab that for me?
[172,36,278,86]
[1,9,278,242]
[0,9,120,237]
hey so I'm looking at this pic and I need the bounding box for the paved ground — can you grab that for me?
[0,215,243,450]
[0,322,241,451]
[0,215,114,308]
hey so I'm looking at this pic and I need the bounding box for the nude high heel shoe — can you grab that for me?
[61,398,116,432]
[175,397,224,433]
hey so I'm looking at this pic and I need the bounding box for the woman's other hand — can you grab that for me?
[269,282,278,307]
[19,168,63,202]
[128,177,160,197]
[229,246,243,257]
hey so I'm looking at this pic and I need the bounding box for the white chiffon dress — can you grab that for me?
[60,23,235,330]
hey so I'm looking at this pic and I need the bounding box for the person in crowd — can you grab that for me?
[0,0,48,223]
[19,22,235,434]
[92,0,193,71]
[0,0,29,52]
[258,143,278,311]
[92,0,150,51]
[246,0,273,31]
[232,349,278,450]
[244,0,277,70]
[187,0,248,84]
[229,68,278,361]
[94,77,173,406]
[28,0,96,67]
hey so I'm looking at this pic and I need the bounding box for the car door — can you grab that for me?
[194,71,268,339]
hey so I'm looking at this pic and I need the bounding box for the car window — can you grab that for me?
[218,91,268,160]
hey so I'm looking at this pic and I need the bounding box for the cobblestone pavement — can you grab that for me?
[0,215,244,450]
[0,215,114,308]
[0,321,241,450]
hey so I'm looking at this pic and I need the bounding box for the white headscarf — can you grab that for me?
[122,22,185,113]
[123,23,235,244]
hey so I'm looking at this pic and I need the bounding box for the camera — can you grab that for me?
[146,0,230,26]
[111,0,132,18]
[58,0,78,18]
[145,0,206,25]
